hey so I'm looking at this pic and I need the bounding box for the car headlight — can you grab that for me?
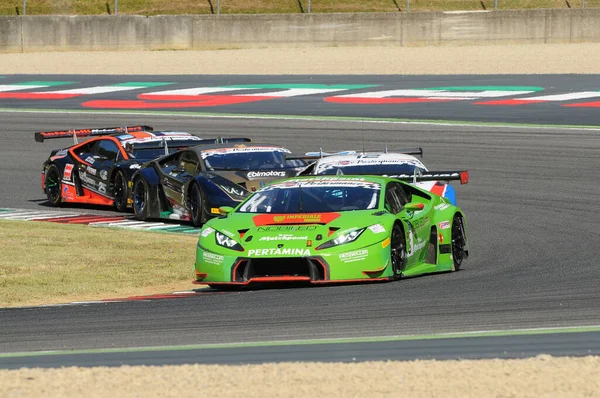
[316,228,365,250]
[215,231,244,251]
[218,184,248,201]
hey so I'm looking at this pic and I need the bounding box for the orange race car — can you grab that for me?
[38,125,249,211]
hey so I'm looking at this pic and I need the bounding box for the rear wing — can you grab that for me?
[390,170,469,185]
[124,137,253,156]
[34,126,153,143]
[290,147,424,161]
[194,137,252,145]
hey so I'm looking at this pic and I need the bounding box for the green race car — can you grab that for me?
[194,175,469,287]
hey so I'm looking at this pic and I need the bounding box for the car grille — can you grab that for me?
[232,257,326,282]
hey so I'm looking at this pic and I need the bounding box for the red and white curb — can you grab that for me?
[0,208,202,234]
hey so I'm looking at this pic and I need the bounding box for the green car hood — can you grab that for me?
[201,210,393,255]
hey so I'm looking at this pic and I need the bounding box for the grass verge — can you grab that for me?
[2,0,597,16]
[0,219,198,308]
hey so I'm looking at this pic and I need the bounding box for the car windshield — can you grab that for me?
[202,147,290,171]
[316,163,426,176]
[237,179,381,213]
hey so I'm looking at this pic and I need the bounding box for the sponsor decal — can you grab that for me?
[415,217,429,228]
[318,158,425,173]
[203,251,224,265]
[63,163,74,180]
[98,182,107,194]
[79,171,95,186]
[438,221,451,230]
[368,224,386,234]
[200,227,215,237]
[200,146,290,158]
[247,170,287,179]
[253,213,341,226]
[339,249,368,263]
[257,226,318,232]
[210,208,220,214]
[406,239,427,258]
[248,248,311,257]
[129,164,141,170]
[62,185,75,200]
[267,178,380,190]
[259,234,309,242]
[85,156,95,164]
[86,166,97,176]
[99,170,108,181]
[434,203,450,211]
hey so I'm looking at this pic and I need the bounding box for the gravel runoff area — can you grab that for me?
[2,42,599,396]
[1,356,600,397]
[1,43,600,74]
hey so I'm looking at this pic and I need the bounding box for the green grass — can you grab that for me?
[2,0,599,16]
[0,220,199,307]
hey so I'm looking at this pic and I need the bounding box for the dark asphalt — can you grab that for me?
[1,75,600,366]
[2,331,599,369]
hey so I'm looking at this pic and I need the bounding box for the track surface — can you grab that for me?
[1,75,600,364]
[2,330,600,369]
[2,74,600,125]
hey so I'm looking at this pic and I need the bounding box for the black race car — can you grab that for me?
[37,125,249,211]
[132,142,306,226]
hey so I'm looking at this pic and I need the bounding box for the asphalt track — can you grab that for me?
[1,75,600,367]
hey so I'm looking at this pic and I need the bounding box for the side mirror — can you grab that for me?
[404,203,424,212]
[219,206,234,216]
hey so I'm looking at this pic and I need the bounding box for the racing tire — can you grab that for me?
[451,214,467,271]
[390,223,406,278]
[112,170,128,212]
[188,183,207,227]
[132,177,150,221]
[44,164,62,207]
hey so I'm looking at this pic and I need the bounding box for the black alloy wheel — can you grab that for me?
[132,177,149,220]
[451,214,466,271]
[390,223,406,277]
[44,164,62,206]
[189,183,205,227]
[113,170,128,212]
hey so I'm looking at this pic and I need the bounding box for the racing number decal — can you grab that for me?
[407,228,415,257]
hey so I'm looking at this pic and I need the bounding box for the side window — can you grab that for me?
[385,186,400,214]
[385,182,411,214]
[95,140,121,162]
[391,183,411,208]
[178,151,199,175]
[76,142,95,158]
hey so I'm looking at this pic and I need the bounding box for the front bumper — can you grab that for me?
[194,240,392,285]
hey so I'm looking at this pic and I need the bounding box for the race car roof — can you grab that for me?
[115,131,201,144]
[194,143,290,156]
[273,175,389,186]
[313,152,427,169]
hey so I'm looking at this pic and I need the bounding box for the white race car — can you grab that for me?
[298,150,468,205]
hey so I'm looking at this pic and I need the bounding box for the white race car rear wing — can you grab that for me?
[390,170,469,185]
[289,147,424,160]
[34,125,153,143]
